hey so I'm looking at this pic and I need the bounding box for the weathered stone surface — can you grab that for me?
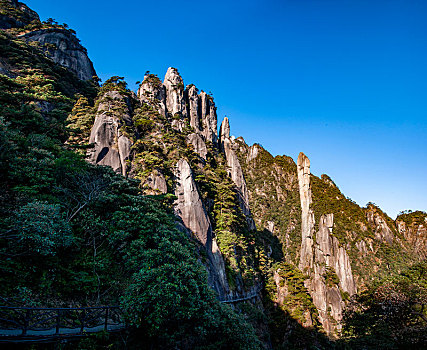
[20,29,96,81]
[174,158,230,298]
[87,91,132,176]
[396,214,427,259]
[174,159,212,249]
[366,208,395,244]
[144,170,167,195]
[187,133,207,160]
[219,117,256,230]
[247,144,260,162]
[137,74,166,117]
[185,85,201,131]
[199,91,218,144]
[163,67,187,120]
[297,152,315,271]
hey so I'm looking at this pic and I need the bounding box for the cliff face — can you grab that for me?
[219,117,256,230]
[82,67,424,339]
[396,211,427,259]
[87,90,132,176]
[297,152,315,271]
[0,0,39,29]
[19,29,96,81]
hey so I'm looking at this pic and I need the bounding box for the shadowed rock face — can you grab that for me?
[0,0,39,29]
[144,171,167,195]
[219,117,256,230]
[87,91,132,176]
[20,29,96,81]
[297,152,315,271]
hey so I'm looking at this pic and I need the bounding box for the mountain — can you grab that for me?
[0,1,426,349]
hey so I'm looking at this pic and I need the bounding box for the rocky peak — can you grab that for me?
[185,84,201,131]
[87,90,132,176]
[297,152,315,271]
[0,0,40,29]
[163,67,187,125]
[219,117,256,230]
[137,73,166,117]
[219,116,230,140]
[199,91,218,144]
[19,28,96,81]
[365,204,396,244]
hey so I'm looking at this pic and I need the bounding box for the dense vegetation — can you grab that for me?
[1,1,426,349]
[0,23,262,349]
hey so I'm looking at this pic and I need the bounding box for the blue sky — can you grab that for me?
[26,0,426,218]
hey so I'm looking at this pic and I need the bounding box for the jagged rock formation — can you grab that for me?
[296,153,356,335]
[19,29,96,81]
[87,91,132,176]
[174,158,230,297]
[185,84,201,131]
[297,152,315,271]
[0,0,39,29]
[144,170,167,194]
[219,117,256,230]
[366,205,396,244]
[174,159,212,249]
[187,133,207,160]
[396,211,427,259]
[137,73,166,117]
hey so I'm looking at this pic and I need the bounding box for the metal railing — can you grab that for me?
[0,306,125,340]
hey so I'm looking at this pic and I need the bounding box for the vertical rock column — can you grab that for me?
[219,117,256,230]
[163,67,187,131]
[297,152,315,270]
[137,73,167,117]
[174,159,230,298]
[87,91,132,176]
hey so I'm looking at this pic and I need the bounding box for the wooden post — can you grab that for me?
[104,307,109,331]
[80,309,85,334]
[55,310,61,334]
[22,309,30,335]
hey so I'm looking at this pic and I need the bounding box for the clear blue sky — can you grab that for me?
[26,0,426,218]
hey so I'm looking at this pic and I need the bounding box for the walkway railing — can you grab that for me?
[0,306,125,341]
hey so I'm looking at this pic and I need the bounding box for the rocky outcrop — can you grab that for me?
[174,159,212,249]
[187,133,207,160]
[297,152,315,271]
[396,211,427,259]
[137,74,166,117]
[19,28,96,81]
[144,170,167,194]
[164,67,187,130]
[174,158,229,298]
[0,0,39,29]
[297,153,356,335]
[366,206,395,244]
[200,91,218,144]
[185,84,201,131]
[87,91,132,176]
[219,117,256,230]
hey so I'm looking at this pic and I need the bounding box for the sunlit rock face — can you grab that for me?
[297,152,315,271]
[219,117,256,230]
[297,153,356,336]
[20,29,96,81]
[87,91,132,176]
